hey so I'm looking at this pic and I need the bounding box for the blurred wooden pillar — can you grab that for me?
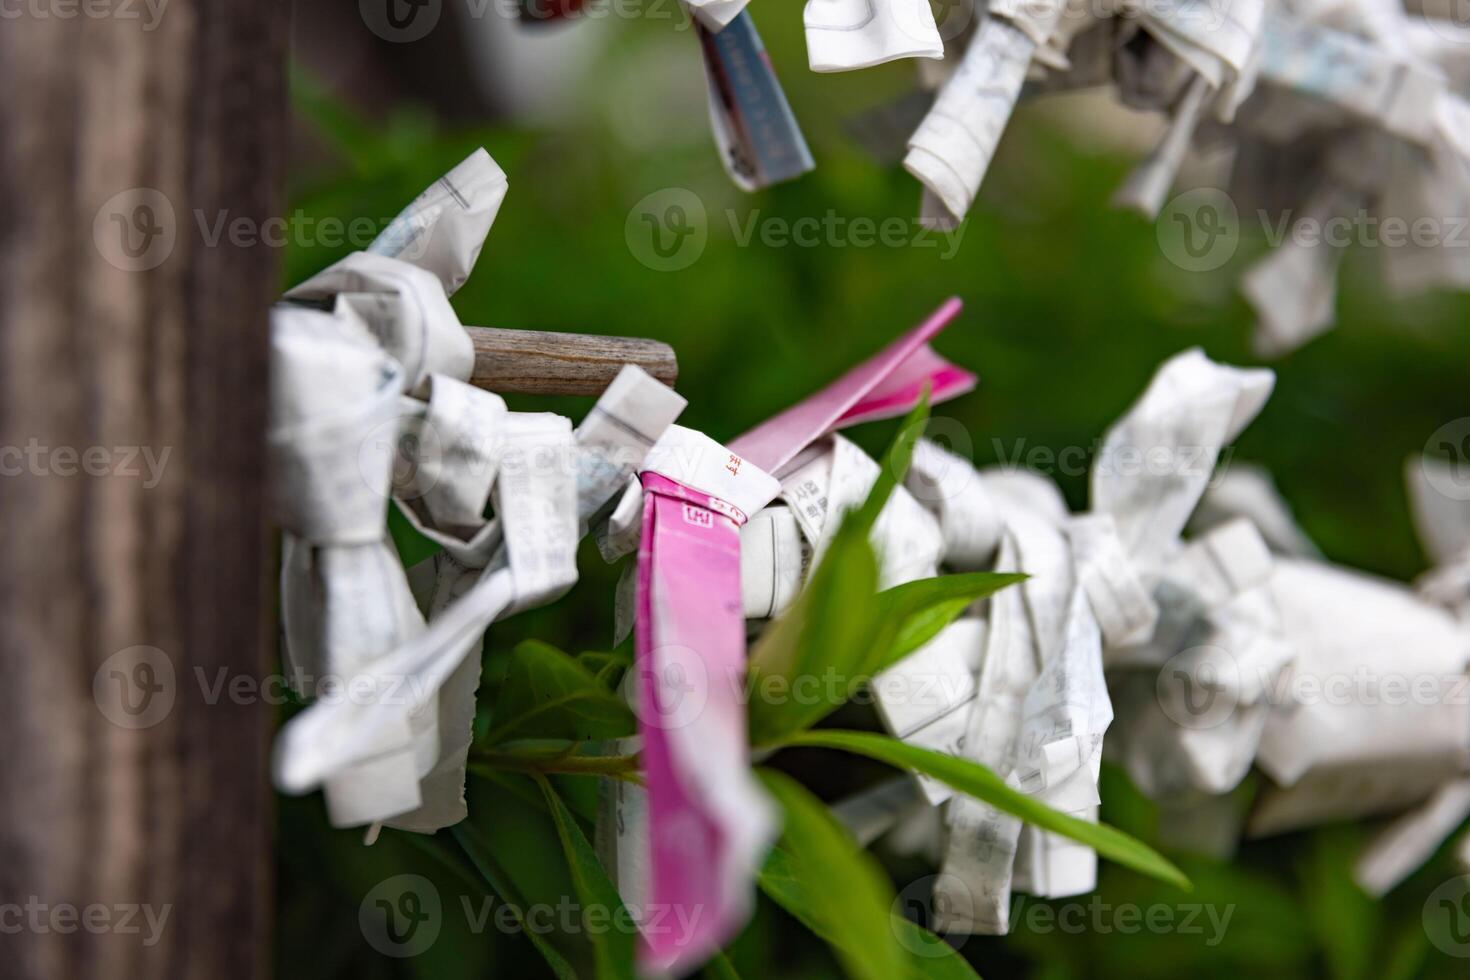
[0,2,287,979]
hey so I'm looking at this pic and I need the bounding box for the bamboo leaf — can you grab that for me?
[870,572,1027,672]
[755,769,905,980]
[748,395,960,744]
[759,842,980,980]
[769,730,1190,891]
[533,775,637,980]
[451,820,582,980]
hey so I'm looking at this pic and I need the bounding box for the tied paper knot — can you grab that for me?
[883,0,1470,349]
[1109,0,1269,218]
[904,437,1006,571]
[1120,0,1266,108]
[1225,451,1470,859]
[804,0,944,73]
[1078,349,1291,802]
[280,371,685,833]
[626,425,782,974]
[1408,455,1470,619]
[395,376,508,545]
[730,298,978,806]
[268,148,511,828]
[269,149,687,833]
[1079,348,1275,656]
[280,147,509,393]
[271,308,430,793]
[1178,459,1470,889]
[930,470,1113,934]
[1235,8,1470,355]
[1246,558,1470,839]
[596,299,975,972]
[743,434,947,621]
[270,145,509,716]
[905,13,1049,229]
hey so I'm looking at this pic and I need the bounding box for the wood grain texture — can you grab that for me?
[468,327,679,396]
[0,3,287,979]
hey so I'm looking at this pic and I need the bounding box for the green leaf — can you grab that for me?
[471,740,641,779]
[758,836,979,980]
[701,951,743,980]
[399,830,502,899]
[769,730,1190,891]
[848,390,931,537]
[755,768,905,980]
[533,775,637,980]
[747,395,951,744]
[1378,915,1432,980]
[871,572,1028,671]
[1298,825,1377,980]
[746,527,881,744]
[487,640,635,745]
[388,501,443,568]
[552,773,604,824]
[746,563,1024,744]
[888,916,981,980]
[451,819,581,980]
[575,647,633,681]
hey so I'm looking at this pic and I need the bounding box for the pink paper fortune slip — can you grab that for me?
[633,297,975,973]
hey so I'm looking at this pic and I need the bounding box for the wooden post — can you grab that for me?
[0,3,287,980]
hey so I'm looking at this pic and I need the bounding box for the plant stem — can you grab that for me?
[469,749,642,780]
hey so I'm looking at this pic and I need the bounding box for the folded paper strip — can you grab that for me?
[270,149,686,833]
[599,297,977,972]
[881,0,1470,351]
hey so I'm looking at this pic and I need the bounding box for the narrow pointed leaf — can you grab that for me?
[769,730,1190,891]
[533,775,637,980]
[451,821,581,980]
[870,572,1027,671]
[760,845,980,980]
[756,769,905,980]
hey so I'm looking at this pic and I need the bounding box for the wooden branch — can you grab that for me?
[468,327,678,396]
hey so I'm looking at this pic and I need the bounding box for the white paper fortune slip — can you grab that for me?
[594,300,977,970]
[1227,8,1470,355]
[804,0,944,73]
[269,150,686,832]
[730,299,982,806]
[1241,457,1470,848]
[930,473,1112,933]
[1076,350,1289,807]
[272,148,507,827]
[905,11,1047,229]
[1180,452,1470,890]
[1112,0,1267,216]
[1247,558,1470,837]
[774,431,1105,933]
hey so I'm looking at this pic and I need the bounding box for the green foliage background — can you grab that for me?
[278,10,1470,978]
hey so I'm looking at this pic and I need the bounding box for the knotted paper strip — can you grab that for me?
[270,150,685,831]
[804,0,945,73]
[598,300,975,970]
[632,424,781,973]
